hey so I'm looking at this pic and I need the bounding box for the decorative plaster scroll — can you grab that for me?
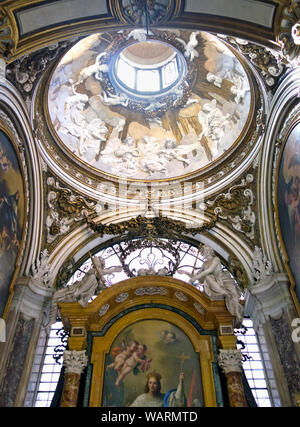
[223,36,287,91]
[115,292,129,303]
[204,174,256,240]
[174,291,188,302]
[29,248,53,289]
[45,176,96,244]
[218,349,243,374]
[63,350,88,375]
[6,39,77,103]
[134,286,168,296]
[99,303,110,317]
[251,246,273,282]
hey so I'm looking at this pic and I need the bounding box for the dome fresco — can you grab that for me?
[47,29,252,181]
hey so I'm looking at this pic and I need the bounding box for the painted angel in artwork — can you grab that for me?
[114,343,152,386]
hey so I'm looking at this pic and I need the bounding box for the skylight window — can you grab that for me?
[112,40,185,98]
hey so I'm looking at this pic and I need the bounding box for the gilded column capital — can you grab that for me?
[63,350,88,375]
[218,349,243,374]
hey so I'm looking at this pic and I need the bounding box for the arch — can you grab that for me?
[259,67,300,313]
[0,79,44,316]
[58,275,235,407]
[49,208,254,290]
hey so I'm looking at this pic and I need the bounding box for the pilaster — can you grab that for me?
[0,275,54,407]
[245,273,300,406]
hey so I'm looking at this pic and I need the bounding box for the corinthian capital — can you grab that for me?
[63,350,88,375]
[218,349,243,374]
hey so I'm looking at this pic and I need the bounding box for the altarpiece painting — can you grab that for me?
[101,319,204,407]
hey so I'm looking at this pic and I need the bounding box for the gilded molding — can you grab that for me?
[224,36,287,93]
[204,172,258,244]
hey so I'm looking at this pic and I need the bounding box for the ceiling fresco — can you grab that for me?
[47,29,252,182]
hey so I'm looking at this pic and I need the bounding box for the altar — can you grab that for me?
[57,275,248,407]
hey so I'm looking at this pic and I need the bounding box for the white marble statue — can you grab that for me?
[178,244,244,326]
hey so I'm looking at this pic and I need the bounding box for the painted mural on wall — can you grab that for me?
[0,130,24,316]
[47,29,251,181]
[102,319,204,407]
[277,124,300,303]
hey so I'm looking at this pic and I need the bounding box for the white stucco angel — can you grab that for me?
[84,118,108,151]
[44,255,122,328]
[72,52,108,87]
[158,138,198,167]
[175,31,200,61]
[230,73,249,104]
[206,72,223,87]
[197,99,230,148]
[178,244,244,326]
[125,28,154,42]
[62,90,109,156]
[98,90,129,107]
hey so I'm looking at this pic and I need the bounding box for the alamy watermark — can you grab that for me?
[291,318,300,343]
[95,179,206,228]
[0,318,5,342]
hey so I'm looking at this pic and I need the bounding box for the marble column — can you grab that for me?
[218,349,248,407]
[60,350,88,407]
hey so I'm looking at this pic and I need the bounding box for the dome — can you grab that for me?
[47,29,253,182]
